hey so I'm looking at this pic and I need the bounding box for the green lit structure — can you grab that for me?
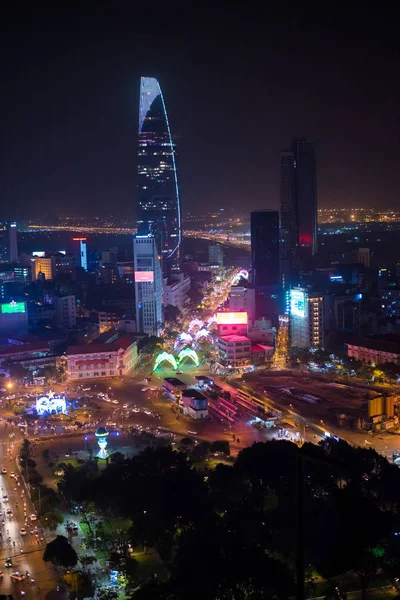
[178,347,200,367]
[153,352,178,371]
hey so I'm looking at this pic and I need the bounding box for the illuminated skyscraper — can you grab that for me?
[280,138,317,261]
[134,236,163,336]
[137,77,181,270]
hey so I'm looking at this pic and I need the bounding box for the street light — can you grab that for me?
[6,382,13,390]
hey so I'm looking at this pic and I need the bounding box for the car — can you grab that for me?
[20,527,27,536]
[7,509,13,518]
[111,399,119,404]
[123,403,129,409]
[1,468,7,474]
[5,558,12,568]
[10,572,25,582]
[9,472,15,478]
[2,495,8,502]
[30,514,37,521]
[144,410,152,416]
[0,571,3,578]
[132,407,140,413]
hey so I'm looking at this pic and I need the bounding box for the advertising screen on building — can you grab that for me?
[32,251,45,257]
[1,301,26,314]
[135,271,154,283]
[290,289,306,318]
[216,312,248,325]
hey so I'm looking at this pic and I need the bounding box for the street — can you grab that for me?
[0,424,61,598]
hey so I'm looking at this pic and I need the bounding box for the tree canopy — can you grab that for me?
[58,439,400,599]
[43,535,78,568]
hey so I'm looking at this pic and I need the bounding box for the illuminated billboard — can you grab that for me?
[1,301,26,314]
[290,289,306,318]
[135,271,154,283]
[216,312,248,325]
[32,251,45,257]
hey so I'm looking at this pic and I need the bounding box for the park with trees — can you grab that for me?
[53,436,400,599]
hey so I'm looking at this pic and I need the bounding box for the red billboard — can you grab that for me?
[135,271,154,282]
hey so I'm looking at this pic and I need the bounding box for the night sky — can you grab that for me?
[1,7,399,220]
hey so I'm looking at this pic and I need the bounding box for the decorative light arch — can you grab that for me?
[178,348,200,367]
[179,332,193,344]
[207,315,217,328]
[195,328,213,342]
[153,352,178,371]
[188,318,204,332]
[232,269,249,285]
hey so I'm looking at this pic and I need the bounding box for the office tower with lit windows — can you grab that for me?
[0,221,18,263]
[280,138,317,265]
[209,243,224,267]
[137,77,181,273]
[133,236,163,336]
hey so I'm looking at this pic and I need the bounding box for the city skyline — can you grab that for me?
[1,9,399,220]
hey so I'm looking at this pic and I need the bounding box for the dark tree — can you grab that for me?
[43,535,78,568]
[210,439,230,456]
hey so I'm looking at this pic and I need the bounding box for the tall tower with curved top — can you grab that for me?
[137,77,181,268]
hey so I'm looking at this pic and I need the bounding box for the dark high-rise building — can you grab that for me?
[0,221,18,263]
[137,77,181,270]
[251,210,280,287]
[251,210,281,318]
[280,138,317,261]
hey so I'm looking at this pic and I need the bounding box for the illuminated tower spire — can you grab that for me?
[137,77,181,266]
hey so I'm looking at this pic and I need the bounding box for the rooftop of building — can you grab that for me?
[67,334,138,356]
[251,344,274,352]
[346,337,400,354]
[0,342,50,356]
[218,335,250,343]
[181,388,208,400]
[164,377,186,387]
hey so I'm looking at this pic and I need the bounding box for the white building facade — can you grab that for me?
[163,273,190,310]
[288,287,324,348]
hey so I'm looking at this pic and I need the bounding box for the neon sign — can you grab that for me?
[135,271,154,282]
[216,312,248,325]
[1,301,26,314]
[290,289,306,318]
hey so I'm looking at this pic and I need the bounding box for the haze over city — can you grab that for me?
[1,7,400,219]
